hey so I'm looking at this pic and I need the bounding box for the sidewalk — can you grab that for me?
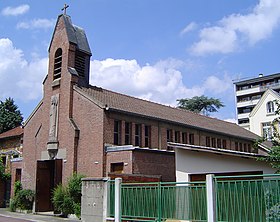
[0,208,80,222]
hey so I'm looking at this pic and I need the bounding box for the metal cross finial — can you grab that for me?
[61,4,69,15]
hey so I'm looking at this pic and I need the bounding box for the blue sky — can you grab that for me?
[1,0,280,122]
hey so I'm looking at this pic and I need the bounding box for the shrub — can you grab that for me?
[14,189,35,210]
[52,184,65,213]
[68,173,83,203]
[52,173,85,218]
[14,181,22,196]
[9,199,16,212]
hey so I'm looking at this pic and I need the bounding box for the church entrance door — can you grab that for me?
[35,159,62,212]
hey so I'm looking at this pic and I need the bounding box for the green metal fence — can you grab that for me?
[108,180,115,218]
[108,181,207,221]
[108,174,280,221]
[215,174,280,222]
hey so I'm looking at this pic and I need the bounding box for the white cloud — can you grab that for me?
[0,40,232,119]
[0,38,47,101]
[224,118,237,124]
[203,75,232,94]
[191,0,280,55]
[90,58,231,106]
[1,4,30,16]
[17,19,55,30]
[180,22,197,36]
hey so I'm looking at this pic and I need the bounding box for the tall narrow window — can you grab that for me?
[267,101,274,113]
[135,124,141,146]
[189,133,194,145]
[217,139,221,148]
[244,144,247,152]
[15,169,22,182]
[114,120,121,145]
[222,140,227,149]
[239,143,243,151]
[75,51,86,77]
[167,129,172,142]
[53,48,62,80]
[125,122,131,145]
[235,142,238,150]
[206,137,210,147]
[262,122,273,140]
[175,131,180,143]
[248,144,252,152]
[144,125,151,147]
[182,132,187,144]
[211,138,216,148]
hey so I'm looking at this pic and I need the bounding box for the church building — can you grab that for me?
[21,13,268,212]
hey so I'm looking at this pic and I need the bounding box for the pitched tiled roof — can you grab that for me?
[76,85,259,141]
[0,126,23,140]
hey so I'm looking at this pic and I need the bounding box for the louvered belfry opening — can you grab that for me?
[53,48,62,80]
[75,51,86,77]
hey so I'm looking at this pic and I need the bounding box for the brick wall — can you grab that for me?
[72,89,105,177]
[10,160,22,198]
[108,173,161,182]
[106,150,133,175]
[133,149,175,182]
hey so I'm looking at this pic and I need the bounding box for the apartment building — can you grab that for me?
[234,73,280,131]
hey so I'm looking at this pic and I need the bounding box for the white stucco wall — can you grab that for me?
[176,148,275,182]
[250,93,279,136]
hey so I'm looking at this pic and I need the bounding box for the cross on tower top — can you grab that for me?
[61,4,69,15]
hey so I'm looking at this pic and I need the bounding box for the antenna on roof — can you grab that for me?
[61,3,69,15]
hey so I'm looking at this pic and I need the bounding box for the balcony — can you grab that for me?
[237,113,250,119]
[260,82,280,92]
[236,99,259,108]
[236,86,260,96]
[238,122,250,130]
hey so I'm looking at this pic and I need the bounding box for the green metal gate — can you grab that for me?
[215,174,280,222]
[108,181,207,221]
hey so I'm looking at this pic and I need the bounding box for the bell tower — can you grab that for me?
[43,9,92,159]
[47,10,92,89]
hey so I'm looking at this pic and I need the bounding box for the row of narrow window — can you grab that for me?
[113,120,151,147]
[234,142,252,153]
[166,129,195,145]
[114,122,252,153]
[205,137,227,149]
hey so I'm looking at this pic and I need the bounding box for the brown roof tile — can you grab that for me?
[77,85,259,141]
[0,126,23,140]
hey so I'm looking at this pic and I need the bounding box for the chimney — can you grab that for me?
[259,73,263,77]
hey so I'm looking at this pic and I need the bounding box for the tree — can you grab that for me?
[177,95,224,116]
[0,97,23,134]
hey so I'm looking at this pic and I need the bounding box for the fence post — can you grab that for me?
[115,178,122,222]
[157,182,162,222]
[206,174,216,222]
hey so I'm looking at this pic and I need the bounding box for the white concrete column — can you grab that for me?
[115,177,122,222]
[206,174,216,222]
[81,177,109,222]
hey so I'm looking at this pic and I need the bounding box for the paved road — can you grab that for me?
[0,208,79,222]
[0,215,31,222]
